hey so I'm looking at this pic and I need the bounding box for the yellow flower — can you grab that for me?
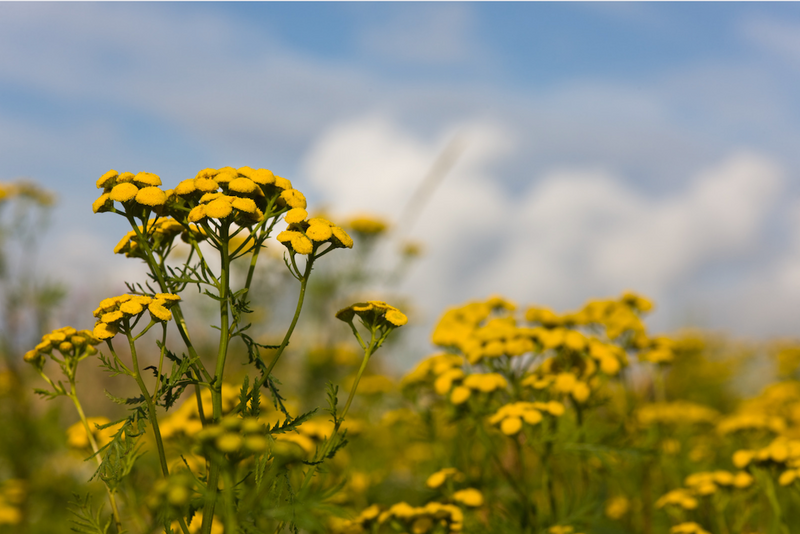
[250,168,276,185]
[195,177,219,193]
[228,177,258,194]
[336,301,407,329]
[284,208,307,224]
[306,222,333,242]
[385,309,408,326]
[135,186,167,207]
[274,176,292,190]
[119,300,145,315]
[188,205,207,222]
[93,322,118,340]
[205,197,233,219]
[291,234,313,255]
[148,301,172,322]
[231,197,257,214]
[280,189,307,209]
[331,226,354,248]
[96,169,118,189]
[109,183,138,202]
[133,172,162,187]
[214,168,237,183]
[92,193,112,213]
[196,168,218,180]
[175,179,197,195]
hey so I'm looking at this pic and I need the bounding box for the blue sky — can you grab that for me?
[4,2,800,352]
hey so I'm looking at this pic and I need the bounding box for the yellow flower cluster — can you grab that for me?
[277,207,353,255]
[488,401,565,435]
[402,353,465,388]
[92,293,181,340]
[333,501,465,534]
[114,217,206,258]
[0,180,54,206]
[0,480,25,526]
[657,470,753,515]
[448,373,508,405]
[426,294,654,408]
[523,370,592,404]
[24,326,101,367]
[717,411,786,435]
[733,437,800,469]
[683,470,754,494]
[179,167,293,225]
[336,300,408,328]
[525,291,651,344]
[636,401,720,427]
[195,415,269,456]
[93,170,170,213]
[431,296,516,349]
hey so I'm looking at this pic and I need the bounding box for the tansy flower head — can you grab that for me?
[110,183,138,202]
[133,172,162,187]
[284,208,307,224]
[135,187,167,207]
[336,301,408,329]
[26,326,100,364]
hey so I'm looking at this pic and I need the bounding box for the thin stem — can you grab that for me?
[125,328,169,477]
[127,213,211,383]
[202,222,232,534]
[68,385,123,533]
[151,325,168,400]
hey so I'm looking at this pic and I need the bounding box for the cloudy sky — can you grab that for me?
[4,2,800,352]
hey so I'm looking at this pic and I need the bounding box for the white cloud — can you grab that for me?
[481,152,783,312]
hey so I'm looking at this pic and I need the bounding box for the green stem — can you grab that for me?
[202,222,233,534]
[68,386,123,533]
[125,329,193,534]
[125,329,169,477]
[127,213,211,384]
[221,469,239,534]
